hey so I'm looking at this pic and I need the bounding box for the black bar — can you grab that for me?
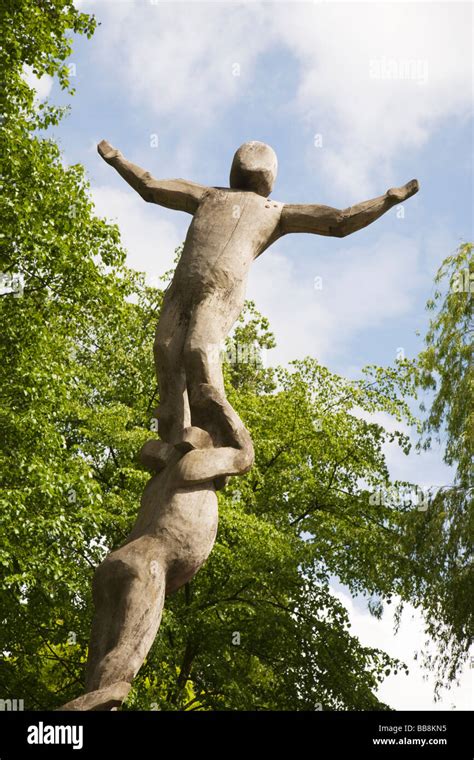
[0,710,471,758]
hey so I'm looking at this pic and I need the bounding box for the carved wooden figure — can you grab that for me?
[60,140,418,710]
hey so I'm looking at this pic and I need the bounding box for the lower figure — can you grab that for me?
[59,424,253,711]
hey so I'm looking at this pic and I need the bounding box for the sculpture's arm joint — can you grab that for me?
[329,210,348,237]
[280,203,343,237]
[138,175,155,203]
[146,178,208,213]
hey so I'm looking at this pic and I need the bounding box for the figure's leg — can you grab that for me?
[173,383,254,485]
[153,299,190,444]
[183,297,248,449]
[84,537,167,701]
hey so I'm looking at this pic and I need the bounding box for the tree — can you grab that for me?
[0,0,137,708]
[417,242,473,488]
[410,242,473,689]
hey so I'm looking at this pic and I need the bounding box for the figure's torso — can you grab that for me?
[169,187,283,302]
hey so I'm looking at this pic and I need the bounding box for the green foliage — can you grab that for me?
[0,0,95,134]
[410,242,473,689]
[417,242,473,487]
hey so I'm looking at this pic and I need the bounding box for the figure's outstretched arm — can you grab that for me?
[97,140,208,213]
[280,180,419,238]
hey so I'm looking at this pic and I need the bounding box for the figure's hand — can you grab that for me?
[387,179,420,203]
[97,139,121,163]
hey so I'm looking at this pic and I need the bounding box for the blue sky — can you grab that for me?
[28,0,473,709]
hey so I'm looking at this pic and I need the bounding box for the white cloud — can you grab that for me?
[273,1,472,197]
[248,231,424,367]
[86,1,274,125]
[334,588,473,710]
[91,184,184,282]
[22,65,53,101]
[248,247,334,365]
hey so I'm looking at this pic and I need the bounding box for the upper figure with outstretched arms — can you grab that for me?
[98,139,419,480]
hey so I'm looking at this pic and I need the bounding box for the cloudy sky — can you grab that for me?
[34,0,472,709]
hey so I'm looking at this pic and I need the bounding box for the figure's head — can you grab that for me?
[229,141,277,197]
